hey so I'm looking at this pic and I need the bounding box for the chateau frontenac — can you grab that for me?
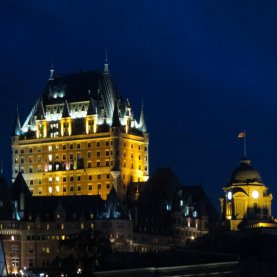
[12,62,149,200]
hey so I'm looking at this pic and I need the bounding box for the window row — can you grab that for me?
[37,183,111,194]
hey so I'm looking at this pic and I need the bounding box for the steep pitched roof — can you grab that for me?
[24,195,103,222]
[111,102,121,127]
[35,100,45,120]
[102,187,129,220]
[11,172,32,199]
[87,97,97,116]
[43,71,102,104]
[62,100,70,118]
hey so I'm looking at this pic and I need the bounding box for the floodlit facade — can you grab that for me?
[1,62,218,274]
[12,62,149,200]
[220,157,273,231]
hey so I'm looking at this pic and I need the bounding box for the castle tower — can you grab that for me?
[219,157,272,231]
[11,62,149,200]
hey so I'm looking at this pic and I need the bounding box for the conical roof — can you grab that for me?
[12,107,21,136]
[139,104,147,132]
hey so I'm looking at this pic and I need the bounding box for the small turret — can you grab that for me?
[139,102,147,132]
[13,106,21,136]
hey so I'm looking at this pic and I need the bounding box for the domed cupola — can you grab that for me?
[230,158,262,185]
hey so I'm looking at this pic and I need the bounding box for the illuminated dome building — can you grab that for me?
[12,61,149,200]
[220,157,273,231]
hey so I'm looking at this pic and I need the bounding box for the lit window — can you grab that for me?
[48,187,52,194]
[55,186,60,193]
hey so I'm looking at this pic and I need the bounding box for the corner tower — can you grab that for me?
[11,63,149,200]
[219,157,272,231]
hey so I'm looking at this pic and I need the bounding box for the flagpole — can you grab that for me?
[244,131,247,157]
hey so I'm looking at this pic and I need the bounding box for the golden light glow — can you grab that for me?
[252,190,259,199]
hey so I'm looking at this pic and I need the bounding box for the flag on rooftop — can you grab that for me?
[238,132,246,138]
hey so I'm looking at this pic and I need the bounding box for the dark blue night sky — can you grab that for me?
[1,0,277,213]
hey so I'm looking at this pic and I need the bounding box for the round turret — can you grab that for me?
[230,158,262,184]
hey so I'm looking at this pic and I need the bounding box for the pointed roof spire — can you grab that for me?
[13,106,22,136]
[87,98,97,116]
[139,101,147,132]
[49,63,55,81]
[12,172,32,199]
[111,101,121,127]
[105,186,128,219]
[103,49,109,73]
[62,100,70,118]
[35,100,45,120]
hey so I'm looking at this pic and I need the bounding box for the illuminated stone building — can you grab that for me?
[2,62,218,274]
[220,157,273,231]
[12,62,149,200]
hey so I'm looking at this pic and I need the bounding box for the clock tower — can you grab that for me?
[220,157,273,231]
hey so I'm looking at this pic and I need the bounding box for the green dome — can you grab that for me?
[230,158,262,184]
